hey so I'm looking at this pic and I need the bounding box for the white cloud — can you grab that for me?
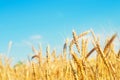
[30,35,42,40]
[55,11,64,18]
[14,34,42,48]
[22,40,32,46]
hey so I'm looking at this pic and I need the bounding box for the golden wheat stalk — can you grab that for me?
[85,47,96,60]
[70,60,79,80]
[63,39,68,59]
[72,30,81,53]
[104,34,117,55]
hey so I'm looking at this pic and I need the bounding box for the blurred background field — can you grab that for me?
[0,30,120,80]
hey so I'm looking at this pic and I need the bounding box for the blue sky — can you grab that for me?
[0,0,120,62]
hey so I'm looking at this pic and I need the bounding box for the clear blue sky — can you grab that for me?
[0,0,120,62]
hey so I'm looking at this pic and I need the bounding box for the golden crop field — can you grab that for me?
[0,30,120,80]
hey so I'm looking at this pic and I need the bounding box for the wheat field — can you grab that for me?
[0,30,120,80]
